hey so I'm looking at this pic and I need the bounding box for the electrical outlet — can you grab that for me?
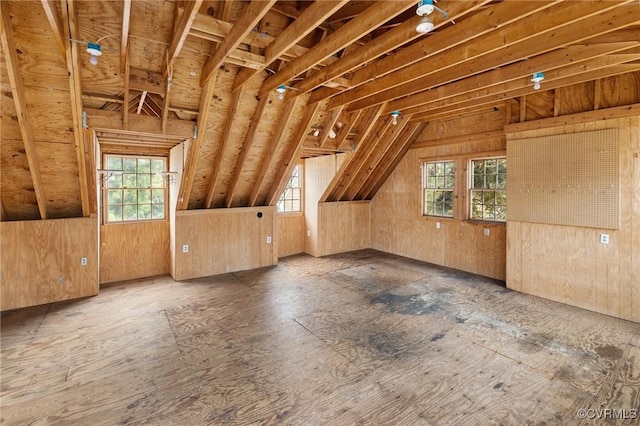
[182,244,189,253]
[266,236,272,244]
[600,234,609,244]
[484,228,490,236]
[81,257,87,266]
[436,222,441,229]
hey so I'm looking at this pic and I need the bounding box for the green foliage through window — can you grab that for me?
[104,155,167,223]
[423,161,455,217]
[470,158,507,221]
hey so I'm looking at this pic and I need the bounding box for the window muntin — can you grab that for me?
[277,164,302,213]
[470,158,506,221]
[422,161,455,217]
[104,155,167,223]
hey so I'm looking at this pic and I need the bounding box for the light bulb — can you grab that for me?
[89,55,98,65]
[533,81,541,90]
[416,16,434,34]
[278,92,284,100]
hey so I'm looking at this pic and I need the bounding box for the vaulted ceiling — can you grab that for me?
[1,0,639,220]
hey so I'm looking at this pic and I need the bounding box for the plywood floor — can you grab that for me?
[2,250,639,425]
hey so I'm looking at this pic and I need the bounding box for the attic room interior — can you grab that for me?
[1,0,639,423]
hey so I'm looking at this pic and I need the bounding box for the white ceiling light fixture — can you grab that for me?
[415,0,448,34]
[391,111,400,125]
[86,42,102,65]
[276,84,287,100]
[531,72,545,90]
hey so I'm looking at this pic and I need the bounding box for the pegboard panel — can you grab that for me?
[507,129,619,229]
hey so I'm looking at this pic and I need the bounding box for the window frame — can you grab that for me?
[468,156,507,223]
[102,154,168,225]
[421,160,456,218]
[276,163,304,214]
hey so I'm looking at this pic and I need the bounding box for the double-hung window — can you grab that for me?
[470,158,507,221]
[422,161,455,217]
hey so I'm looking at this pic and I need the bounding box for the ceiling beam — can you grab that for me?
[40,0,65,55]
[411,63,640,121]
[165,0,203,75]
[266,102,321,206]
[294,0,490,96]
[224,93,272,208]
[349,0,561,90]
[204,87,245,208]
[327,0,562,109]
[233,0,349,92]
[320,104,384,203]
[248,98,299,207]
[259,0,415,97]
[201,0,276,86]
[0,1,48,219]
[120,0,131,73]
[390,41,640,115]
[61,0,90,216]
[336,1,638,111]
[405,50,640,116]
[177,75,217,210]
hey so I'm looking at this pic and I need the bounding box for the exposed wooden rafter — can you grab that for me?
[260,0,415,97]
[40,0,65,55]
[293,0,490,96]
[343,2,640,112]
[120,0,131,73]
[205,87,245,209]
[224,93,272,208]
[177,77,216,210]
[1,1,48,219]
[233,0,349,92]
[266,102,321,206]
[165,0,203,75]
[201,0,277,86]
[362,122,427,200]
[61,0,90,216]
[320,104,385,203]
[248,98,299,207]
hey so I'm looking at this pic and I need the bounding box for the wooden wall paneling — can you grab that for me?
[174,207,276,280]
[277,214,304,258]
[304,155,339,257]
[631,116,640,323]
[505,115,638,322]
[99,221,170,284]
[169,142,185,279]
[505,221,522,292]
[618,116,635,320]
[0,217,98,311]
[317,201,370,257]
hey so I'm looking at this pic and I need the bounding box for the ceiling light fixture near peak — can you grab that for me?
[531,72,545,90]
[415,0,448,34]
[391,111,400,125]
[276,84,287,100]
[86,42,102,65]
